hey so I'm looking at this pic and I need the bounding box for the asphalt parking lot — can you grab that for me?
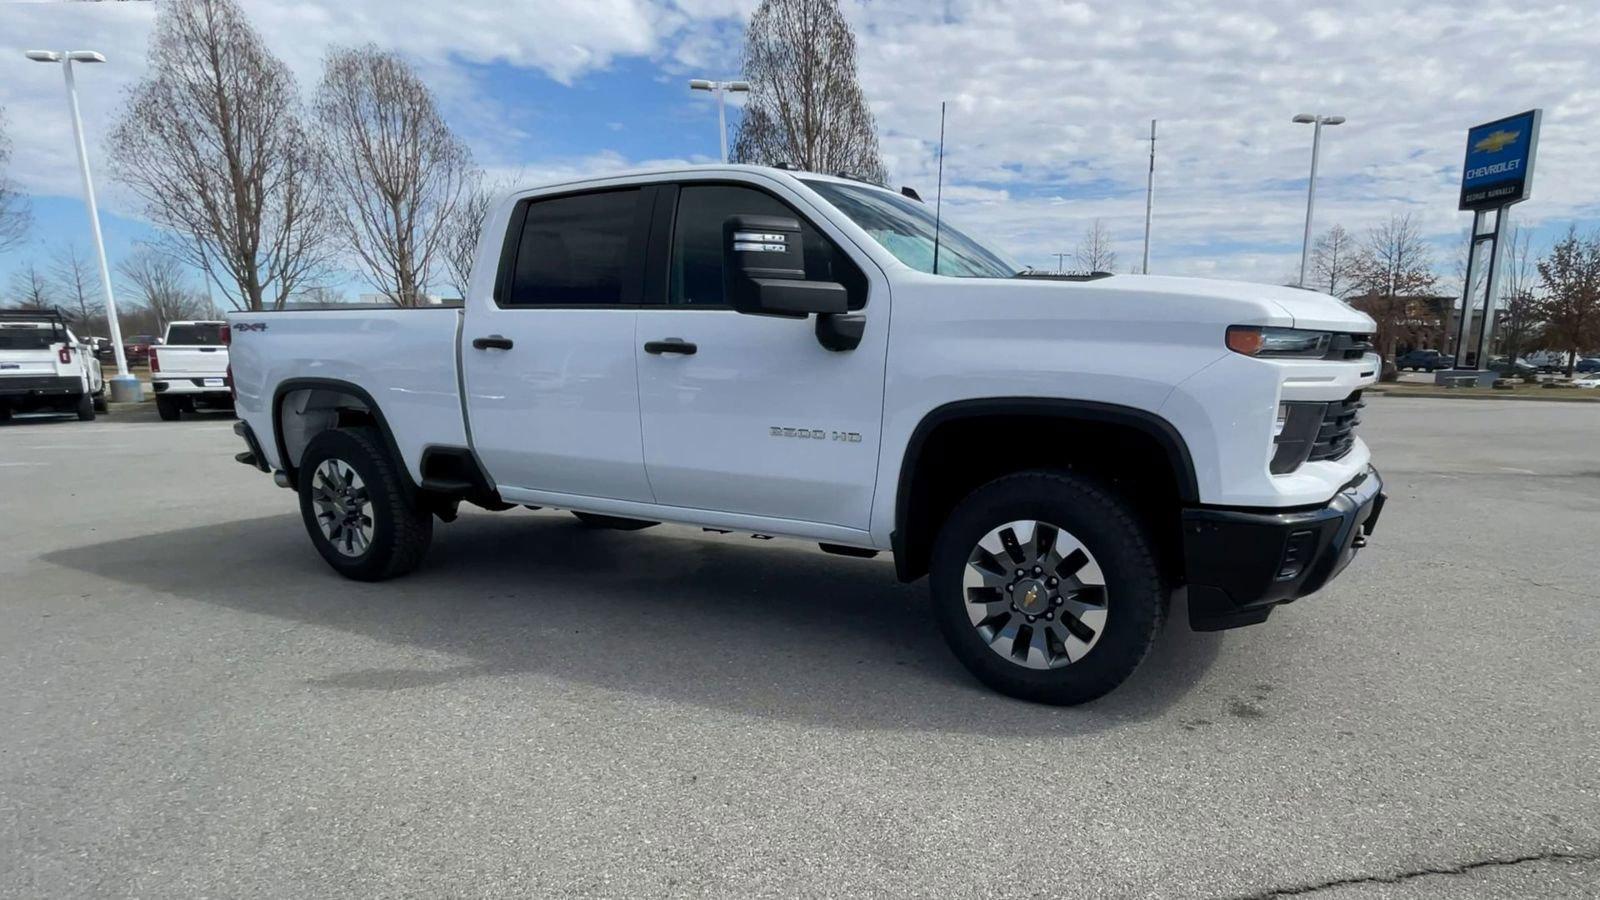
[2,398,1597,898]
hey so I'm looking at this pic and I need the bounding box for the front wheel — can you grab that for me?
[298,427,433,581]
[929,470,1167,705]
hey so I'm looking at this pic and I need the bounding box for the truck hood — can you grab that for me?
[1086,274,1376,333]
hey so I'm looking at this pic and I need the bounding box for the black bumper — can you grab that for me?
[1182,466,1385,631]
[0,375,81,397]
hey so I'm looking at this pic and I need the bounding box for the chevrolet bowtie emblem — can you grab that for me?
[1473,129,1519,154]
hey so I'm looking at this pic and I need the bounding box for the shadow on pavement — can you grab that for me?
[43,510,1223,736]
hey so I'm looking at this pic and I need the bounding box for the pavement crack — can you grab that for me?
[1227,847,1600,898]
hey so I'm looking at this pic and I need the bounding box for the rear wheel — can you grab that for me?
[929,470,1166,706]
[572,511,658,531]
[155,396,181,421]
[75,393,95,421]
[298,427,432,581]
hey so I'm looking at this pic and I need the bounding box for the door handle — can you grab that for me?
[472,335,514,351]
[643,338,697,356]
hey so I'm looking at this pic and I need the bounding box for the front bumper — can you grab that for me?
[1181,465,1384,631]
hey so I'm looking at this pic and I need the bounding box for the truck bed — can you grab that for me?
[227,307,467,483]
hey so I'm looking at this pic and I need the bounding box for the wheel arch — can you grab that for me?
[891,398,1199,583]
[272,378,409,492]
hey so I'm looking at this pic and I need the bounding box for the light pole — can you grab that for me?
[689,79,750,163]
[1293,113,1344,289]
[26,49,141,402]
[1142,119,1156,274]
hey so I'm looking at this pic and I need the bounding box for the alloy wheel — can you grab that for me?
[961,519,1109,669]
[311,458,374,557]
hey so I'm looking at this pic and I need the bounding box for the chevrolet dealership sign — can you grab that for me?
[1459,109,1541,210]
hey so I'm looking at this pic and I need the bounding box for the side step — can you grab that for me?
[819,543,879,559]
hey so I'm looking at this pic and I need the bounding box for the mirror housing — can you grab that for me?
[722,214,848,317]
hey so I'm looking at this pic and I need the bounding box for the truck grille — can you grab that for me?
[1325,333,1374,360]
[1309,391,1363,462]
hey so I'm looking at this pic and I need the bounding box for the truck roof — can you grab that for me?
[498,164,889,201]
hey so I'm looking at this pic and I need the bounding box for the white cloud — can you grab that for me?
[3,0,1598,284]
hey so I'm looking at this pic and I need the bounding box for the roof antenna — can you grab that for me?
[932,101,946,276]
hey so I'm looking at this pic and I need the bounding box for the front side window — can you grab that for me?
[669,184,864,308]
[505,188,643,306]
[802,179,1017,278]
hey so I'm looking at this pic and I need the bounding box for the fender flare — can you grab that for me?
[890,397,1199,581]
[270,378,409,491]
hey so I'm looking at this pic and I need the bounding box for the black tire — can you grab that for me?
[75,393,95,421]
[93,392,108,413]
[155,396,181,421]
[928,470,1167,706]
[0,406,11,422]
[572,511,658,531]
[297,427,433,581]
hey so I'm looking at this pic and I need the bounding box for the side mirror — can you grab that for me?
[722,214,848,318]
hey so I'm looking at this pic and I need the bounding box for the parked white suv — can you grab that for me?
[0,309,106,421]
[227,165,1385,704]
[151,320,232,420]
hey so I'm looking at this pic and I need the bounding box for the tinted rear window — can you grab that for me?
[0,325,60,351]
[505,189,643,306]
[166,323,225,345]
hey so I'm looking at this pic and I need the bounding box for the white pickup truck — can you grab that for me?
[228,165,1385,704]
[0,308,106,421]
[150,320,232,420]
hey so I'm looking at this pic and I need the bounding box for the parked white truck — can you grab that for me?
[151,320,232,420]
[0,308,106,421]
[227,165,1385,704]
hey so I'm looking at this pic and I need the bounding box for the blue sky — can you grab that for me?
[3,0,1599,308]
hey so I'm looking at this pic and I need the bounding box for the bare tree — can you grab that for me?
[7,263,54,309]
[316,46,474,306]
[1075,219,1118,273]
[1495,225,1542,363]
[108,0,331,311]
[1350,214,1438,376]
[442,175,493,300]
[1309,224,1358,298]
[730,0,888,184]
[0,106,31,254]
[118,247,208,333]
[1536,226,1600,377]
[51,244,104,325]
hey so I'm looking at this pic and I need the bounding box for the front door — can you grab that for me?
[635,181,889,529]
[461,186,655,502]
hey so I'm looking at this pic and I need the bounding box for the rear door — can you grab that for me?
[460,185,656,502]
[633,179,890,529]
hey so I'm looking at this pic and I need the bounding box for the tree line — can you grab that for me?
[1308,216,1600,376]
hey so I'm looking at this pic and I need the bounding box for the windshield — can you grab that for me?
[166,323,225,346]
[802,179,1017,278]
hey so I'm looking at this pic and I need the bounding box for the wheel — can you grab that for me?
[928,470,1167,705]
[155,396,181,421]
[298,427,433,581]
[0,406,11,422]
[93,393,108,413]
[75,393,95,421]
[572,511,658,531]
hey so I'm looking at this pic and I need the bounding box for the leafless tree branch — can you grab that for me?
[730,0,888,184]
[107,0,333,311]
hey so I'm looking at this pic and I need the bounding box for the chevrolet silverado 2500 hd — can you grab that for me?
[227,165,1385,704]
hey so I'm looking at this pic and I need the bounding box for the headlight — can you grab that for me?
[1226,326,1332,358]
